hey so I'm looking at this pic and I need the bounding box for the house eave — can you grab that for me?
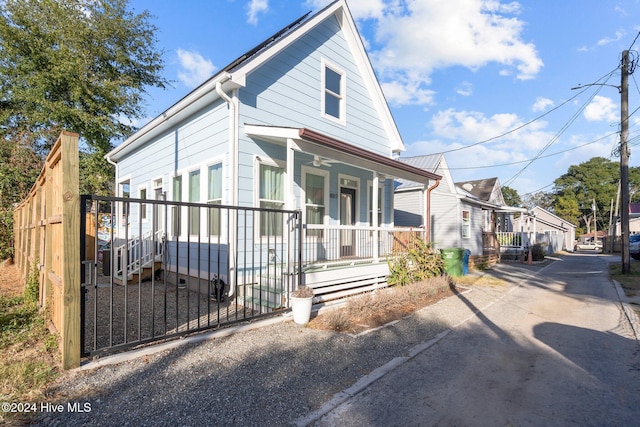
[106,73,241,162]
[244,124,440,185]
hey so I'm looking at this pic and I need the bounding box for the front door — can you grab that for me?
[340,187,356,257]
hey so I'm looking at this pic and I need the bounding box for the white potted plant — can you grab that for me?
[289,285,314,325]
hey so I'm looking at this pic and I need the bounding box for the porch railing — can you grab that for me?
[114,229,165,279]
[302,225,427,267]
[496,231,529,249]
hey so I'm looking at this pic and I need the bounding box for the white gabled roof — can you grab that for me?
[107,0,404,162]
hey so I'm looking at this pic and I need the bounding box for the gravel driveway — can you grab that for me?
[31,258,638,426]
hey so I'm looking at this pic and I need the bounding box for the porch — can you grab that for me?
[490,231,532,261]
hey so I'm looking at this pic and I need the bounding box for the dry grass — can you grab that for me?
[0,260,61,425]
[308,275,460,334]
[610,261,640,297]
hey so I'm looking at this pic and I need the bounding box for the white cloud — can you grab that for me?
[428,108,553,152]
[456,82,473,97]
[370,0,542,101]
[305,1,542,106]
[584,95,618,122]
[381,79,435,106]
[176,49,217,88]
[532,97,554,112]
[597,30,625,46]
[247,0,269,25]
[305,0,386,19]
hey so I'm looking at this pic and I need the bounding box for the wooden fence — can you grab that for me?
[13,132,80,370]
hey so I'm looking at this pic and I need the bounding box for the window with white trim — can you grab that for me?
[172,175,182,237]
[120,180,130,225]
[207,163,222,236]
[139,187,147,221]
[259,163,284,236]
[304,171,326,237]
[322,61,345,122]
[462,210,471,239]
[188,169,200,236]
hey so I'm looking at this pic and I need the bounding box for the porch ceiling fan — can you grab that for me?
[309,155,336,167]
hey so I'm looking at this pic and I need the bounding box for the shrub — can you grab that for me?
[387,235,444,286]
[531,243,546,261]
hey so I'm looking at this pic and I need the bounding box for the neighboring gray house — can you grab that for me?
[395,155,525,257]
[104,0,440,304]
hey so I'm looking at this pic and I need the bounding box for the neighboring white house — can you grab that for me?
[394,154,525,257]
[103,0,440,304]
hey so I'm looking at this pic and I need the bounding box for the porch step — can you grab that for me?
[245,283,286,313]
[113,260,162,285]
[304,262,389,303]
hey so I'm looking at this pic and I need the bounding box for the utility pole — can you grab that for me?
[621,50,630,273]
[593,198,597,244]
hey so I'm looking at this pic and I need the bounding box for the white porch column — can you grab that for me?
[373,172,379,261]
[286,139,295,274]
[519,214,524,250]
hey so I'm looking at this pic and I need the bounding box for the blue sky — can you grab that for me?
[127,0,640,197]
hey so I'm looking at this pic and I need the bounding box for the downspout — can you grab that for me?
[215,76,237,207]
[215,76,238,296]
[105,155,118,196]
[425,179,440,243]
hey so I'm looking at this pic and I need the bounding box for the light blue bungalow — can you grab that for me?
[103,0,440,311]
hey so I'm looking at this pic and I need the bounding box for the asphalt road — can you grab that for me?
[314,254,640,426]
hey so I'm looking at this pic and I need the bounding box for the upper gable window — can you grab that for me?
[322,60,345,123]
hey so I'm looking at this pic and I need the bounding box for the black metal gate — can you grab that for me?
[80,195,302,358]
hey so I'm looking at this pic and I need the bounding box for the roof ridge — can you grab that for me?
[223,11,312,73]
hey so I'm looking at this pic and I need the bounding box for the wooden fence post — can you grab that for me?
[60,132,80,369]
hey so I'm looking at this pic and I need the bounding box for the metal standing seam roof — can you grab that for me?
[395,154,443,189]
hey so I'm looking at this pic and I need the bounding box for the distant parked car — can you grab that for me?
[574,239,603,251]
[630,234,640,260]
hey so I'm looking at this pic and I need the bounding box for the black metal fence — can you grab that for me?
[80,195,302,358]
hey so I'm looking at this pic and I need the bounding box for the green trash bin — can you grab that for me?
[441,248,464,277]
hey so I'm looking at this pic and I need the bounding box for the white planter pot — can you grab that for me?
[290,296,313,325]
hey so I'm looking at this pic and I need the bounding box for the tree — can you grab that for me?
[501,186,522,207]
[521,191,553,211]
[0,0,167,151]
[552,157,622,234]
[0,0,168,259]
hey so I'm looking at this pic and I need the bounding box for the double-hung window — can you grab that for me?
[139,188,147,221]
[322,61,345,122]
[462,210,471,239]
[188,170,200,236]
[172,175,182,237]
[120,180,130,225]
[259,163,284,237]
[305,171,326,237]
[207,164,222,236]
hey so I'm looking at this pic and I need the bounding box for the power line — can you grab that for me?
[436,66,621,155]
[437,88,588,154]
[503,72,615,187]
[444,130,621,170]
[629,31,640,52]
